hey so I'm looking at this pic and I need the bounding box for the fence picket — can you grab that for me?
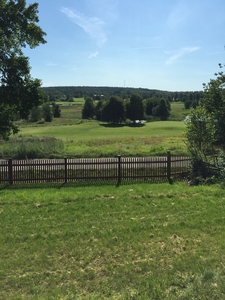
[0,153,191,185]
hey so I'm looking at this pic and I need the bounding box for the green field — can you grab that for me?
[19,121,185,140]
[56,98,85,106]
[169,102,189,120]
[1,182,225,299]
[0,102,189,159]
[11,121,187,158]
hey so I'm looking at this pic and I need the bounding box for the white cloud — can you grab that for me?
[88,51,99,59]
[61,8,107,47]
[166,47,200,65]
[47,62,57,67]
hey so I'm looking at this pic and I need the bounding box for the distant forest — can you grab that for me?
[42,86,203,108]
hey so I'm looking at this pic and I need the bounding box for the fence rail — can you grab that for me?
[0,151,191,185]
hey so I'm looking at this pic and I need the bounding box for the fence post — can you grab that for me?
[117,155,121,186]
[167,150,171,183]
[8,158,13,185]
[64,158,67,183]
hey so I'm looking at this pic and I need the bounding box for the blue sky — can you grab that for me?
[24,0,225,91]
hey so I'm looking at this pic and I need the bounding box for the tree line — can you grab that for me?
[29,102,61,123]
[42,86,203,109]
[82,94,171,123]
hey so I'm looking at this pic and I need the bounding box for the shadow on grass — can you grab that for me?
[99,123,146,128]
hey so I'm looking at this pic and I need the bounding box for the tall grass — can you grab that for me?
[0,135,187,159]
[0,136,64,159]
[1,183,225,299]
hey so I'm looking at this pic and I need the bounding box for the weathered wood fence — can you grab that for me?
[0,151,191,185]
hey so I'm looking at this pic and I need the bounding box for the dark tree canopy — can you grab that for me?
[102,96,126,124]
[51,102,61,118]
[82,97,95,119]
[153,98,170,120]
[126,93,144,123]
[42,102,53,122]
[0,0,47,139]
[95,100,104,121]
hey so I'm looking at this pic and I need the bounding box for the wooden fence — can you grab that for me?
[0,151,191,185]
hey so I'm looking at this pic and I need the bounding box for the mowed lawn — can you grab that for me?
[18,121,185,140]
[1,182,225,299]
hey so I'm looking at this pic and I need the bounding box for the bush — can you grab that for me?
[188,154,220,186]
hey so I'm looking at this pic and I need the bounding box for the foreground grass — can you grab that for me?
[1,182,225,299]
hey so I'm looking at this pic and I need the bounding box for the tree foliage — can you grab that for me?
[145,97,170,120]
[153,98,170,120]
[126,93,144,122]
[0,0,47,139]
[201,70,225,145]
[29,105,42,122]
[95,100,104,121]
[185,106,216,159]
[82,97,95,119]
[102,96,126,124]
[186,67,225,156]
[42,103,53,122]
[52,102,61,118]
[185,66,225,183]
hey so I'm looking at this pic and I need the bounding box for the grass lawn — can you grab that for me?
[4,121,188,158]
[1,182,225,299]
[18,121,185,140]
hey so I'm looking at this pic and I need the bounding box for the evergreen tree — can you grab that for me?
[126,93,144,123]
[102,96,126,124]
[82,97,95,119]
[52,102,61,118]
[95,100,104,121]
[153,98,170,120]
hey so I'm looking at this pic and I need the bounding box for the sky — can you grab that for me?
[24,0,225,91]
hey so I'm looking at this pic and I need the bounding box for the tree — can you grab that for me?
[145,97,159,116]
[42,103,53,122]
[0,0,47,139]
[153,98,170,120]
[29,105,42,122]
[201,70,225,145]
[126,93,144,123]
[185,66,225,182]
[185,106,216,159]
[52,102,61,118]
[102,96,126,124]
[95,100,104,121]
[82,97,95,119]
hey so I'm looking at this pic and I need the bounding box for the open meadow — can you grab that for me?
[1,182,225,299]
[0,101,189,159]
[17,121,187,158]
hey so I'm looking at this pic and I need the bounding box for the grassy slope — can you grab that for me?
[14,121,187,157]
[18,121,185,140]
[1,102,189,158]
[1,183,225,299]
